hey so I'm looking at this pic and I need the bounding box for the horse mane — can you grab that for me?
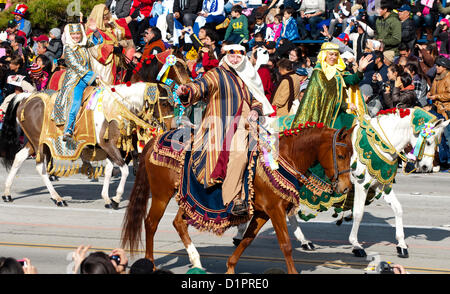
[134,56,160,83]
[107,83,147,113]
[279,127,327,171]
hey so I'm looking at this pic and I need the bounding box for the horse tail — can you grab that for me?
[121,139,154,255]
[0,97,22,170]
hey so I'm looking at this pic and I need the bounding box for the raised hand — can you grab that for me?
[358,54,373,72]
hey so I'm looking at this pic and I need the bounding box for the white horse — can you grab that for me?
[0,82,158,208]
[234,108,450,258]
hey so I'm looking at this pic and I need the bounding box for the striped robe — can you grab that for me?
[182,64,263,188]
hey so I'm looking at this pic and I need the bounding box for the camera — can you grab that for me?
[17,259,27,267]
[365,261,395,274]
[377,261,395,274]
[110,255,121,264]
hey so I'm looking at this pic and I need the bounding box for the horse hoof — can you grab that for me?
[396,246,409,258]
[56,201,65,207]
[63,200,68,206]
[233,238,242,247]
[352,248,367,258]
[2,195,12,202]
[105,204,112,209]
[301,242,315,251]
[110,199,119,210]
[336,219,343,226]
[344,215,353,222]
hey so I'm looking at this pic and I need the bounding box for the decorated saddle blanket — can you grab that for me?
[354,117,398,185]
[33,88,96,161]
[150,128,258,235]
[258,153,347,221]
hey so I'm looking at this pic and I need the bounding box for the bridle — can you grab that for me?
[250,123,351,193]
[330,128,351,189]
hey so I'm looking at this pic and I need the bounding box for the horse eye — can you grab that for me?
[338,155,345,159]
[426,141,431,146]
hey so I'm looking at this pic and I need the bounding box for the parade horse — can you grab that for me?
[121,125,355,274]
[0,49,191,209]
[233,108,450,258]
[0,81,173,208]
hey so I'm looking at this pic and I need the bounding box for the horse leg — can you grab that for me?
[2,146,31,202]
[101,159,114,208]
[226,210,270,274]
[288,215,315,251]
[173,207,203,269]
[266,207,298,274]
[110,162,129,207]
[35,158,66,207]
[349,182,367,257]
[383,189,408,258]
[144,193,172,264]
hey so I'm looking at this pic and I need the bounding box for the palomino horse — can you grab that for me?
[121,125,355,274]
[234,109,450,258]
[0,82,163,208]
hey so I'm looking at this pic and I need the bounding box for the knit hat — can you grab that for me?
[360,84,373,98]
[50,28,61,39]
[28,63,43,79]
[383,50,395,63]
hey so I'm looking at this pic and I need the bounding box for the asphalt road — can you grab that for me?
[0,159,449,275]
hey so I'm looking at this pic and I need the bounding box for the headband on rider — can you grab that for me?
[223,44,246,56]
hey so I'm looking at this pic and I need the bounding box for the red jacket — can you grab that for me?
[191,53,219,78]
[130,0,155,17]
[258,66,274,102]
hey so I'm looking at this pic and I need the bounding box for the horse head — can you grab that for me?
[319,126,356,195]
[281,125,354,195]
[410,115,450,173]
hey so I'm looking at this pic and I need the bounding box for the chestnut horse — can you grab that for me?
[121,125,355,274]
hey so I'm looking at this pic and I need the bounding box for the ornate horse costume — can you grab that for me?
[234,108,449,258]
[121,124,355,274]
[0,47,191,208]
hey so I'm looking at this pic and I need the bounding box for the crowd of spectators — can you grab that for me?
[0,0,449,170]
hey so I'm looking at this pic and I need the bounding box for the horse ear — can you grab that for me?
[434,119,450,129]
[336,127,346,140]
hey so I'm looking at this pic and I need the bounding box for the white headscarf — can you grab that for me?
[254,47,270,71]
[62,23,88,49]
[220,44,274,116]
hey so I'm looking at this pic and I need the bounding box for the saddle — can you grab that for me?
[33,87,97,161]
[149,128,257,235]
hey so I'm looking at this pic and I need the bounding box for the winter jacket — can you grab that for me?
[375,12,402,53]
[383,85,418,109]
[433,25,450,56]
[430,69,450,120]
[106,0,133,18]
[130,0,155,18]
[47,38,63,60]
[173,0,202,15]
[401,18,416,49]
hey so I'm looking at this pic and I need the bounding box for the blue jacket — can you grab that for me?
[280,17,300,42]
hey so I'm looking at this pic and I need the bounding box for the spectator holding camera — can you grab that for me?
[71,245,129,274]
[0,257,37,274]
